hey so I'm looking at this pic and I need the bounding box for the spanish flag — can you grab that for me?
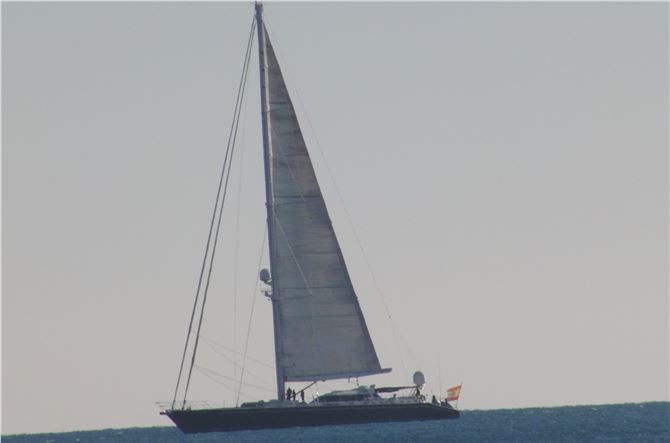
[446,384,462,401]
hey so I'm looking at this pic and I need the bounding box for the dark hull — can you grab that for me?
[164,403,460,433]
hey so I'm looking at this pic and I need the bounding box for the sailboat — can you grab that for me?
[161,3,460,433]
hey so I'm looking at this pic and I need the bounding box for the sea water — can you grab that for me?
[3,402,669,443]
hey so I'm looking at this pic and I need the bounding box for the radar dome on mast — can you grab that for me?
[260,268,271,284]
[413,371,426,387]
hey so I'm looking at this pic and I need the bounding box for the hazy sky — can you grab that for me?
[2,1,668,435]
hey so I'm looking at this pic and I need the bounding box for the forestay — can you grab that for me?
[258,21,389,382]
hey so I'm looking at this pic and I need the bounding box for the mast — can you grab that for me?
[255,1,285,402]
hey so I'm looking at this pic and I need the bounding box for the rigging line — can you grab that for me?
[183,18,255,402]
[195,367,241,397]
[237,227,267,406]
[194,366,260,401]
[296,380,318,394]
[199,334,274,369]
[181,18,256,406]
[264,26,409,380]
[233,31,252,391]
[183,64,244,405]
[197,365,276,394]
[172,16,256,408]
[201,340,274,389]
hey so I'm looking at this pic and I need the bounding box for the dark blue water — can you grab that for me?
[4,402,669,442]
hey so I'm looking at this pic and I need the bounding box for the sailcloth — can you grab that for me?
[259,24,388,382]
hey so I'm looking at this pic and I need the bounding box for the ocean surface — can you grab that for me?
[4,402,669,443]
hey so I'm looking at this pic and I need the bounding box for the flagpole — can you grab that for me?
[437,355,443,402]
[455,381,462,409]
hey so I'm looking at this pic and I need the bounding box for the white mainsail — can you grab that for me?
[257,16,389,385]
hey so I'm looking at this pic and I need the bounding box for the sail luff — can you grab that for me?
[254,2,285,402]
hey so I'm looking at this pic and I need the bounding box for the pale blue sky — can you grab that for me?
[2,1,668,435]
